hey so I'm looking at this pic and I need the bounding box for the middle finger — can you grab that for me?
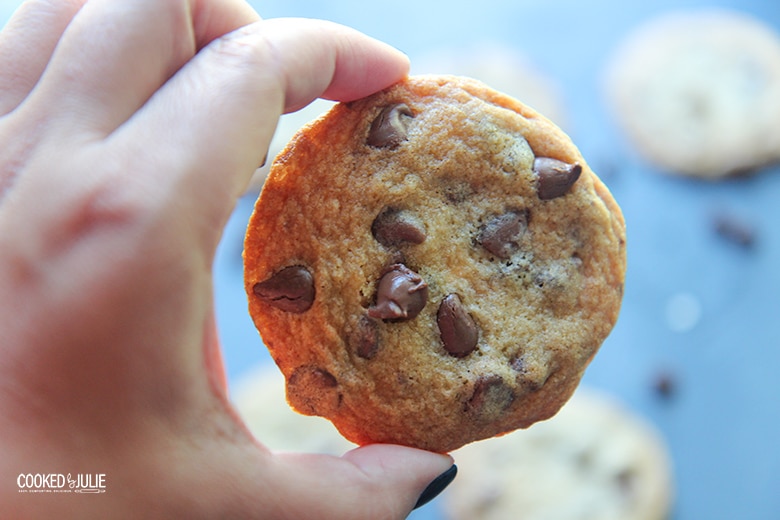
[20,0,198,137]
[0,0,86,117]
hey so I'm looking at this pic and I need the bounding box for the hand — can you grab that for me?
[0,1,454,518]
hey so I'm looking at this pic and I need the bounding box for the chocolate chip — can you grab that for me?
[368,264,428,321]
[533,157,582,200]
[371,208,426,247]
[652,369,678,401]
[477,210,528,259]
[712,212,756,249]
[465,376,514,419]
[253,265,314,313]
[367,103,414,148]
[287,366,341,416]
[437,294,478,357]
[349,315,380,359]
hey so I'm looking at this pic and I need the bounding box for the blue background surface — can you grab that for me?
[2,0,778,518]
[225,2,780,519]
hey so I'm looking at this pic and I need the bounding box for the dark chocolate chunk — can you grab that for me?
[367,103,414,148]
[368,264,428,321]
[287,366,341,415]
[477,211,528,259]
[534,157,582,200]
[371,208,426,247]
[253,265,314,313]
[465,376,514,419]
[350,315,380,359]
[437,294,478,357]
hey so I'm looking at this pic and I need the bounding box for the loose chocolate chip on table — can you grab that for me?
[437,294,479,357]
[712,212,756,249]
[652,369,678,401]
[368,263,428,321]
[349,314,380,359]
[371,208,427,247]
[367,103,414,148]
[253,265,315,313]
[533,157,582,200]
[477,210,528,259]
[465,375,515,419]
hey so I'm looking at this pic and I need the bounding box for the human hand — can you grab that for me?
[0,1,454,518]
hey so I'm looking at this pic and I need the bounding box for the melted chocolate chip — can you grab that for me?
[368,264,428,321]
[371,208,426,247]
[253,265,314,313]
[367,103,414,148]
[349,315,380,359]
[465,376,514,419]
[534,157,582,200]
[477,210,528,259]
[437,294,478,357]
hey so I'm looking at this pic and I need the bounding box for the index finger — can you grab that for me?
[111,18,409,253]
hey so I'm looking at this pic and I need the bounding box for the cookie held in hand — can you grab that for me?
[243,75,626,453]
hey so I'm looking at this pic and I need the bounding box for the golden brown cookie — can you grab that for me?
[243,75,626,453]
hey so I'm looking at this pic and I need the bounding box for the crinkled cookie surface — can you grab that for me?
[244,75,626,453]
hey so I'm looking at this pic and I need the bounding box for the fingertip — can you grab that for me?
[242,18,410,113]
[343,443,453,475]
[343,444,455,512]
[413,464,458,510]
[318,27,411,104]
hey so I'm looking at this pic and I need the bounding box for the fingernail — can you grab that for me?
[413,464,457,510]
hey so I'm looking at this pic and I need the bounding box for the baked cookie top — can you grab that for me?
[244,75,626,453]
[604,8,780,178]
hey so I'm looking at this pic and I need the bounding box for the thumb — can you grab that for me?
[270,445,455,519]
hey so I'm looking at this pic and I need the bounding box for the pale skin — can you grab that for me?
[0,1,453,518]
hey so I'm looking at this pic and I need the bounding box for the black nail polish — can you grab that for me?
[413,465,457,510]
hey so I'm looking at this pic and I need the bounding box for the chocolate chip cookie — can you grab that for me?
[604,9,780,178]
[243,75,626,453]
[442,388,674,520]
[232,366,356,455]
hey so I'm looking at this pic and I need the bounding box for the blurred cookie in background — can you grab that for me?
[603,9,780,179]
[411,42,567,128]
[231,365,355,455]
[441,388,674,520]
